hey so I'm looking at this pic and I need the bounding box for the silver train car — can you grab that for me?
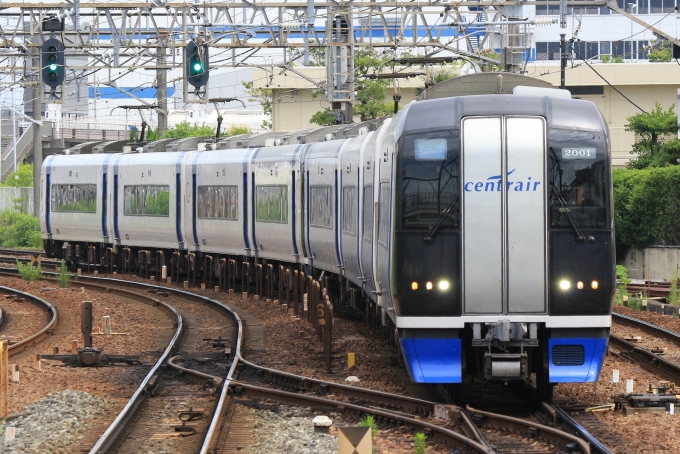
[40,91,614,397]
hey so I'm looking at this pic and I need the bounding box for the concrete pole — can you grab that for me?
[157,45,167,136]
[32,48,43,217]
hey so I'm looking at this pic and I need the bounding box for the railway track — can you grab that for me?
[0,286,58,357]
[0,258,611,453]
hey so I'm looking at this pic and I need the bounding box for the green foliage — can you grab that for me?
[243,81,273,130]
[0,211,42,248]
[414,432,427,454]
[649,42,672,62]
[613,167,680,250]
[669,271,680,306]
[17,260,42,281]
[57,260,70,289]
[359,414,378,438]
[626,103,679,169]
[310,109,338,126]
[160,121,215,139]
[145,127,159,142]
[1,164,34,187]
[223,124,252,137]
[354,51,392,121]
[615,265,631,305]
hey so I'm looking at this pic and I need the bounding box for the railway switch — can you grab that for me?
[41,301,141,367]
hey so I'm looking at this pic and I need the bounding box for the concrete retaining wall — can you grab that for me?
[621,247,680,281]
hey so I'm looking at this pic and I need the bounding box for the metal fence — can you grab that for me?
[0,187,34,215]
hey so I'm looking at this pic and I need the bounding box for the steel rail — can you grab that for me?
[57,272,244,454]
[2,286,58,357]
[613,312,680,345]
[86,290,184,453]
[233,381,494,453]
[549,404,615,454]
[237,356,435,415]
[0,267,187,453]
[466,405,591,454]
[609,334,680,383]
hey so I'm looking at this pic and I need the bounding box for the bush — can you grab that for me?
[615,265,631,305]
[1,163,34,187]
[57,260,70,288]
[613,166,680,251]
[0,211,42,248]
[17,260,41,281]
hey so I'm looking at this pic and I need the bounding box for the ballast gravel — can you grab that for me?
[250,406,337,454]
[0,390,110,453]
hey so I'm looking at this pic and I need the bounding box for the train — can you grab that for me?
[40,89,614,398]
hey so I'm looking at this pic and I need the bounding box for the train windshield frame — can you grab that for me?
[396,130,461,231]
[548,129,610,230]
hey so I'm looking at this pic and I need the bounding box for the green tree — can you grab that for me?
[626,102,679,169]
[354,50,392,121]
[243,81,273,130]
[223,124,252,137]
[648,42,672,62]
[310,109,338,126]
[160,121,215,139]
[1,163,34,187]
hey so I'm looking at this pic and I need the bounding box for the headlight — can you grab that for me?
[577,281,584,290]
[591,280,599,290]
[438,280,450,291]
[426,281,433,290]
[559,280,570,290]
[411,282,418,290]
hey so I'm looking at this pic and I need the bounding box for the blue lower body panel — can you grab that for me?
[399,338,462,383]
[548,337,608,383]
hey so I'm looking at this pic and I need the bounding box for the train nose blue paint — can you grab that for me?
[548,338,608,382]
[399,338,462,383]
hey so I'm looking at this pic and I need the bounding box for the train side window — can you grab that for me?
[255,185,288,223]
[310,186,333,229]
[51,184,97,213]
[362,185,373,241]
[342,186,357,235]
[123,185,170,217]
[197,185,238,220]
[378,183,390,245]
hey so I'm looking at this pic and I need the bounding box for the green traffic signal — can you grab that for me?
[49,63,58,71]
[193,62,202,73]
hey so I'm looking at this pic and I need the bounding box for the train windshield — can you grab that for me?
[549,131,608,230]
[397,130,460,230]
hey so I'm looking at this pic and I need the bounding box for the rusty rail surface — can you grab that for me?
[466,405,590,454]
[1,286,58,357]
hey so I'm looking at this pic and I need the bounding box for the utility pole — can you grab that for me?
[157,44,167,136]
[32,46,42,217]
[326,3,354,124]
[560,34,566,90]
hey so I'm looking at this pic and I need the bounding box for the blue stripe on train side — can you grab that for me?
[113,154,123,240]
[44,155,56,235]
[101,154,113,238]
[175,151,188,247]
[191,153,201,247]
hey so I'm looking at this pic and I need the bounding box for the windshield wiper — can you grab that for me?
[423,196,458,244]
[550,187,594,242]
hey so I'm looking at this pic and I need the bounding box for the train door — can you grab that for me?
[461,116,547,315]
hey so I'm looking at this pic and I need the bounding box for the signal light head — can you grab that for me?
[49,63,58,71]
[193,62,202,72]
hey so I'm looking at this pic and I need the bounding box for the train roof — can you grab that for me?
[397,94,607,137]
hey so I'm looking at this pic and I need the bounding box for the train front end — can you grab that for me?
[392,93,613,393]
